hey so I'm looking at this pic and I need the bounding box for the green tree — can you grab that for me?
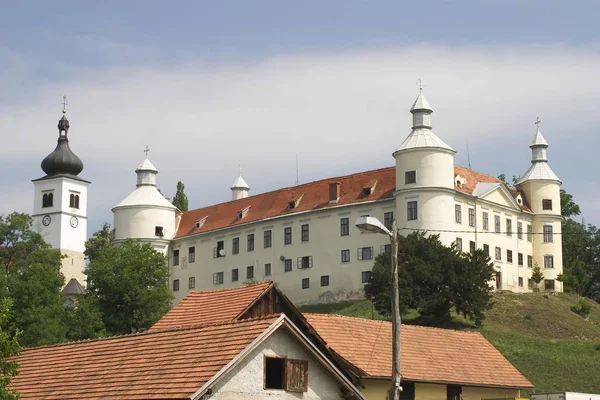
[63,295,106,341]
[0,298,20,400]
[560,189,581,219]
[364,232,495,326]
[531,263,544,290]
[85,239,173,334]
[172,181,189,211]
[84,222,112,262]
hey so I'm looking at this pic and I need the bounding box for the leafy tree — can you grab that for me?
[63,295,106,342]
[560,189,581,219]
[531,263,544,290]
[84,222,112,262]
[365,232,495,326]
[0,298,20,400]
[85,239,173,334]
[172,181,189,212]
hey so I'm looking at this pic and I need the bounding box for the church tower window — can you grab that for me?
[69,193,80,209]
[42,192,54,208]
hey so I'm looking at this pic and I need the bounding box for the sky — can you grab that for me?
[1,0,600,236]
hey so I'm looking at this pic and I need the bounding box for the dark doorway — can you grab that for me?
[264,357,286,389]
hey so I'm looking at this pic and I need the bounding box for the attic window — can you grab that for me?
[238,206,251,219]
[264,357,308,393]
[454,174,466,188]
[288,195,303,210]
[362,180,378,196]
[194,216,208,230]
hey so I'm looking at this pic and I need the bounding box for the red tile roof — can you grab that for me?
[150,281,273,331]
[176,166,529,238]
[11,316,280,400]
[304,314,533,389]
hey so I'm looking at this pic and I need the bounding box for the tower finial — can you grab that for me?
[239,164,242,175]
[534,117,542,129]
[417,78,426,92]
[144,145,150,157]
[62,95,68,114]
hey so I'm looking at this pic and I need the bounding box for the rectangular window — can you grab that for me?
[321,275,329,287]
[519,277,524,287]
[232,268,239,282]
[455,204,462,224]
[482,212,489,230]
[341,249,350,263]
[506,218,512,236]
[543,225,553,243]
[297,256,313,269]
[340,218,350,236]
[483,244,489,256]
[264,263,272,276]
[155,226,164,237]
[544,255,554,269]
[302,278,310,289]
[528,255,533,268]
[264,357,286,390]
[495,247,501,260]
[383,244,392,254]
[189,276,195,289]
[213,272,224,285]
[518,253,523,266]
[246,266,254,280]
[232,237,239,255]
[188,246,195,263]
[528,278,533,289]
[42,192,54,208]
[545,279,555,290]
[215,240,225,258]
[173,249,180,266]
[405,170,416,184]
[517,222,523,240]
[172,279,179,291]
[468,208,475,227]
[361,271,372,283]
[384,211,394,229]
[247,233,254,252]
[543,199,553,210]
[284,227,292,245]
[284,259,293,272]
[455,238,463,251]
[495,215,501,233]
[357,246,373,261]
[264,230,272,248]
[527,225,533,242]
[407,201,418,221]
[301,224,309,242]
[507,250,513,263]
[469,241,476,254]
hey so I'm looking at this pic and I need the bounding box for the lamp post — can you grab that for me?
[355,216,402,400]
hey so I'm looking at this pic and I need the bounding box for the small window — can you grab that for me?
[382,244,392,254]
[494,215,501,233]
[469,241,475,254]
[545,279,555,291]
[232,268,239,282]
[519,277,524,287]
[264,357,286,390]
[320,275,329,287]
[264,263,272,276]
[528,255,533,268]
[357,246,373,260]
[284,227,292,245]
[341,249,350,263]
[264,230,272,248]
[517,222,523,240]
[407,201,418,221]
[188,246,195,263]
[302,278,310,289]
[173,279,179,291]
[544,255,554,269]
[483,244,489,256]
[528,278,533,289]
[447,384,462,400]
[232,237,240,255]
[495,247,501,261]
[297,256,313,269]
[384,211,394,229]
[189,276,195,289]
[69,193,80,209]
[506,218,512,236]
[455,204,462,224]
[405,170,416,184]
[213,272,224,285]
[482,212,489,230]
[340,218,349,236]
[155,226,164,237]
[543,199,553,210]
[543,225,553,243]
[361,271,372,283]
[507,250,513,263]
[247,233,254,252]
[301,224,309,242]
[468,208,475,227]
[215,240,225,258]
[527,224,533,242]
[172,249,180,266]
[518,253,523,266]
[284,259,293,272]
[455,238,463,251]
[246,266,254,280]
[42,192,54,208]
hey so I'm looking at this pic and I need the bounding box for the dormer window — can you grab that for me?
[362,180,378,196]
[195,216,208,230]
[288,195,303,210]
[238,206,251,219]
[454,174,466,188]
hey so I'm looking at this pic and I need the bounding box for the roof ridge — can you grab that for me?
[184,280,273,296]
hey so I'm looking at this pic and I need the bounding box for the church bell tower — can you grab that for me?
[32,98,89,288]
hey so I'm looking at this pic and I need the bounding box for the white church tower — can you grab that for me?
[230,168,250,200]
[393,85,457,244]
[112,152,178,255]
[32,102,89,288]
[516,120,563,291]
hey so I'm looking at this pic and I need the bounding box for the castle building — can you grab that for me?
[33,105,89,289]
[111,88,563,305]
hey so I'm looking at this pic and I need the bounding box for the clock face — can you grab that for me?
[42,215,51,226]
[70,216,79,228]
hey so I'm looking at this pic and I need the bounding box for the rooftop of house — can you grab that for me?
[175,165,530,239]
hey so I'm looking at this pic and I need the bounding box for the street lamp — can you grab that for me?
[355,216,402,400]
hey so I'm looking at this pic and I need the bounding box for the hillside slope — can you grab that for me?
[300,292,600,393]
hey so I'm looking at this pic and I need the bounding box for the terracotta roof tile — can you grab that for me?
[304,314,533,388]
[150,280,273,331]
[11,316,279,400]
[176,166,530,238]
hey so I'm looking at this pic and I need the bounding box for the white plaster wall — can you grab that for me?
[207,328,348,400]
[113,207,176,242]
[394,150,455,191]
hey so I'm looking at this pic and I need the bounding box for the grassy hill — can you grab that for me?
[300,292,600,393]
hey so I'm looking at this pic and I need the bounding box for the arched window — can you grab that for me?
[69,193,80,209]
[42,193,53,208]
[74,195,79,209]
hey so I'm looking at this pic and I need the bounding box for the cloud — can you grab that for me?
[2,44,600,232]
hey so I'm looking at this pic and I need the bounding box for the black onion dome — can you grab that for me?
[40,113,84,176]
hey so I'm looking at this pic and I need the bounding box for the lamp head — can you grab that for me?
[355,216,392,237]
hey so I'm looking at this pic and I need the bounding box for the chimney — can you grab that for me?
[329,182,340,203]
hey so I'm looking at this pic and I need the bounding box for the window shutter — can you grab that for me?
[285,359,308,392]
[357,248,363,260]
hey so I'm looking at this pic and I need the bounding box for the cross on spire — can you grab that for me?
[61,95,68,114]
[144,145,150,157]
[417,78,426,92]
[239,165,242,175]
[534,117,542,128]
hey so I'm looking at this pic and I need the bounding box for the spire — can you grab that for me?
[136,146,158,187]
[516,118,560,185]
[231,166,250,200]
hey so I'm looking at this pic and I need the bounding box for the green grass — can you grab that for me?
[299,292,600,393]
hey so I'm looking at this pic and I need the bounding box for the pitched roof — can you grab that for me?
[149,280,273,331]
[304,314,533,389]
[11,316,279,400]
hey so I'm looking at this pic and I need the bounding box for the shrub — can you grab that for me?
[571,298,592,316]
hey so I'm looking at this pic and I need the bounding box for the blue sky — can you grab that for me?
[1,0,600,235]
